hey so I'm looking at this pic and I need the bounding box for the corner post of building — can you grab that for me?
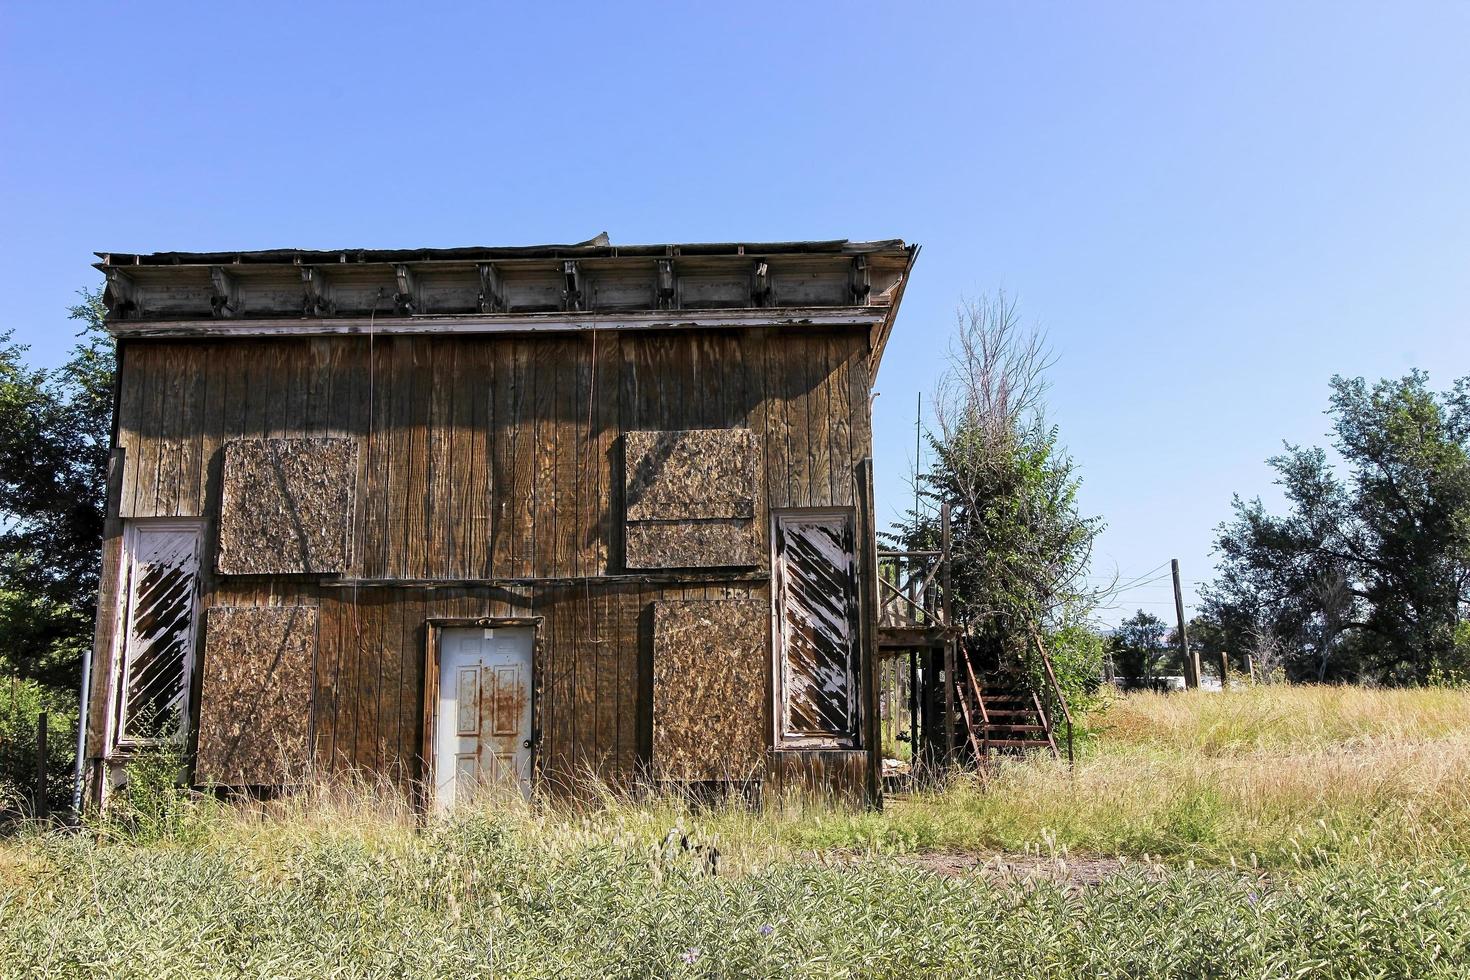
[857,458,883,807]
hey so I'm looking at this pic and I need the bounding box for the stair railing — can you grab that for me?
[1029,627,1075,767]
[877,550,944,628]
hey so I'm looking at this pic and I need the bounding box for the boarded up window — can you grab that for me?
[116,521,204,744]
[653,599,766,780]
[774,511,859,746]
[195,606,318,785]
[217,437,356,575]
[624,428,758,568]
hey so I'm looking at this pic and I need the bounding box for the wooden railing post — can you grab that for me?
[1030,628,1074,768]
[941,503,954,765]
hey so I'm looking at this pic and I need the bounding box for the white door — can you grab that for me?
[435,627,535,808]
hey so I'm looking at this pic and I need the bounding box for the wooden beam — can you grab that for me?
[849,254,871,304]
[104,269,138,319]
[561,261,583,312]
[393,264,416,315]
[477,263,505,314]
[300,266,333,316]
[751,261,771,307]
[106,307,889,339]
[209,267,240,318]
[656,259,676,310]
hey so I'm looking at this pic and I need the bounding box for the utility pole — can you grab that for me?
[1172,559,1195,689]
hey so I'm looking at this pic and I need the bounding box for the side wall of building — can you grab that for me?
[85,326,876,797]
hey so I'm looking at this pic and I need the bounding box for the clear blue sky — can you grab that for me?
[4,2,1469,624]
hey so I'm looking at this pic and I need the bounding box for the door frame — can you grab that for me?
[105,518,207,756]
[421,616,543,810]
[769,507,862,750]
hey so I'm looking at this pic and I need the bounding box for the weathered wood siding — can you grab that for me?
[88,326,874,791]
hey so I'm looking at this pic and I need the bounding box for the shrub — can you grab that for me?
[0,676,75,822]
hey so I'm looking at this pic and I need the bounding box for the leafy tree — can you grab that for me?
[890,295,1105,707]
[1202,372,1470,684]
[0,677,77,819]
[1108,610,1176,688]
[0,289,112,694]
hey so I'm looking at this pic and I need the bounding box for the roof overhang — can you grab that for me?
[107,307,890,339]
[95,235,918,375]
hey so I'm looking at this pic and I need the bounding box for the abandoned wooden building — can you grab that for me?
[79,235,933,808]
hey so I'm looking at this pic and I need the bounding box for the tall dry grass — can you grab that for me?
[78,684,1470,871]
[1098,684,1470,752]
[4,685,1470,976]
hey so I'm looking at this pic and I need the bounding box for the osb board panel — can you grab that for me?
[217,437,356,575]
[627,519,759,570]
[625,428,757,521]
[653,599,766,780]
[196,605,317,785]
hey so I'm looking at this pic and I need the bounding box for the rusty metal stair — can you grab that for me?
[955,647,1061,760]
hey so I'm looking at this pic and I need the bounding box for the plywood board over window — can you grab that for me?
[216,437,356,575]
[652,599,765,780]
[624,428,759,568]
[196,605,318,785]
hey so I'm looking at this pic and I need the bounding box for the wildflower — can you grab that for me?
[681,948,701,965]
[1247,891,1259,906]
[760,924,775,937]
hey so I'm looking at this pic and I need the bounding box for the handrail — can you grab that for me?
[961,646,990,758]
[877,549,946,628]
[1030,627,1074,767]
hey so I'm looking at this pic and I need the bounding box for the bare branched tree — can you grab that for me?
[933,293,1055,456]
[1249,626,1288,685]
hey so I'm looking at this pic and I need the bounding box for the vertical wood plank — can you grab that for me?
[510,341,535,579]
[488,340,516,577]
[531,338,560,578]
[763,331,793,510]
[401,337,430,580]
[827,333,855,508]
[398,590,427,786]
[426,337,455,580]
[175,343,207,516]
[589,329,617,576]
[847,331,874,509]
[129,344,164,517]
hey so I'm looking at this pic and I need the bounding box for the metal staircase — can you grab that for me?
[877,504,1073,773]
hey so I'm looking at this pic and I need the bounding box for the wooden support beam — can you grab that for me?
[103,269,138,318]
[751,261,771,307]
[850,254,871,304]
[477,263,505,314]
[393,264,416,315]
[300,266,333,316]
[561,260,583,311]
[656,259,676,310]
[208,266,239,318]
[941,502,954,764]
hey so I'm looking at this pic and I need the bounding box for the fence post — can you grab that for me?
[35,711,49,822]
[1218,650,1230,689]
